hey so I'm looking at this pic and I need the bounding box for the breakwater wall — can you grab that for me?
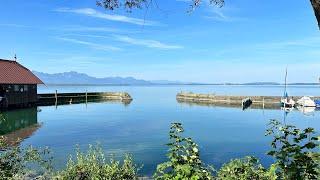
[37,92,132,106]
[176,92,320,109]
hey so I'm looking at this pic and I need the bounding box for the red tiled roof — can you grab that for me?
[0,59,43,84]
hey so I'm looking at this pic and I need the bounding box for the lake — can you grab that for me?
[1,85,320,175]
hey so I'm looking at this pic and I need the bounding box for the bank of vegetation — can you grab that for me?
[0,120,319,180]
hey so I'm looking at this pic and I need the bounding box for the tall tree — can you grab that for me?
[96,0,320,29]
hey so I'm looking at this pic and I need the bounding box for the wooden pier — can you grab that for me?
[37,92,133,106]
[176,92,320,109]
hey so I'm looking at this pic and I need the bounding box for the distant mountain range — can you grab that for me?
[33,71,192,85]
[33,71,320,85]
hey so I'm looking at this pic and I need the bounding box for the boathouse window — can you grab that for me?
[24,85,28,91]
[14,85,19,92]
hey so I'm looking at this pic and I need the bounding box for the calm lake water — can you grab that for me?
[1,85,320,175]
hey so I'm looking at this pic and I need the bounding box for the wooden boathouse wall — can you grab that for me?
[0,84,38,107]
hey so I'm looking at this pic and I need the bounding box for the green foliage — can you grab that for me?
[154,122,214,180]
[1,120,319,179]
[217,156,277,180]
[0,136,53,179]
[56,144,139,180]
[265,119,320,179]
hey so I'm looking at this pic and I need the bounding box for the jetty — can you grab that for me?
[176,92,320,109]
[37,92,133,106]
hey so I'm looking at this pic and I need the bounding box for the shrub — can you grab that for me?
[56,144,139,180]
[154,123,214,180]
[217,156,277,180]
[265,119,319,179]
[0,136,53,179]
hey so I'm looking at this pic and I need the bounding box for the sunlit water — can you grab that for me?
[1,85,320,175]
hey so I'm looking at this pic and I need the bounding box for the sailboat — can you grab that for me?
[280,68,295,108]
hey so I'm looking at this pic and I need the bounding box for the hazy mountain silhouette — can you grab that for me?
[33,71,152,85]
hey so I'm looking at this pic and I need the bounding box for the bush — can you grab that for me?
[56,144,139,180]
[0,136,53,179]
[217,156,277,180]
[154,123,214,180]
[265,119,319,179]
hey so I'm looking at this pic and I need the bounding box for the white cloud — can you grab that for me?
[0,23,31,28]
[56,37,121,51]
[60,26,121,32]
[55,8,160,26]
[113,35,183,50]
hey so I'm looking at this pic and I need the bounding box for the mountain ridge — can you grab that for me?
[33,71,319,85]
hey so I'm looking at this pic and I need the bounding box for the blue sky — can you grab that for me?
[0,0,319,83]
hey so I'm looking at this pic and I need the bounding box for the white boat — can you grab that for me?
[296,96,316,107]
[281,97,295,108]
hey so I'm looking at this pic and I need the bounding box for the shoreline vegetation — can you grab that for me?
[0,120,319,179]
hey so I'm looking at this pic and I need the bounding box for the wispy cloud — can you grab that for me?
[55,8,160,26]
[59,26,121,32]
[204,6,245,22]
[113,35,183,50]
[56,37,121,51]
[0,23,31,28]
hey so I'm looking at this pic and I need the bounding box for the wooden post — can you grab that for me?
[55,90,58,108]
[263,97,265,109]
[85,90,88,104]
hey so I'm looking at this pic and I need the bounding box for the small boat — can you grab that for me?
[296,96,316,107]
[281,95,295,108]
[315,99,320,108]
[242,98,252,110]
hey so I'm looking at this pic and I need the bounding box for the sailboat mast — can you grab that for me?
[284,68,287,97]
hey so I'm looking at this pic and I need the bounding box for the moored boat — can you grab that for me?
[281,96,295,108]
[296,96,316,107]
[315,99,320,108]
[242,98,252,110]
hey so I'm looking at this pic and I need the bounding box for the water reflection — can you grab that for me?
[0,107,40,145]
[297,106,316,116]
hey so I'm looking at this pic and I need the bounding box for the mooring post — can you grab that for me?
[263,97,265,109]
[55,90,58,109]
[85,90,88,104]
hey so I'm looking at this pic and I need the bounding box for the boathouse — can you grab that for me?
[0,59,43,108]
